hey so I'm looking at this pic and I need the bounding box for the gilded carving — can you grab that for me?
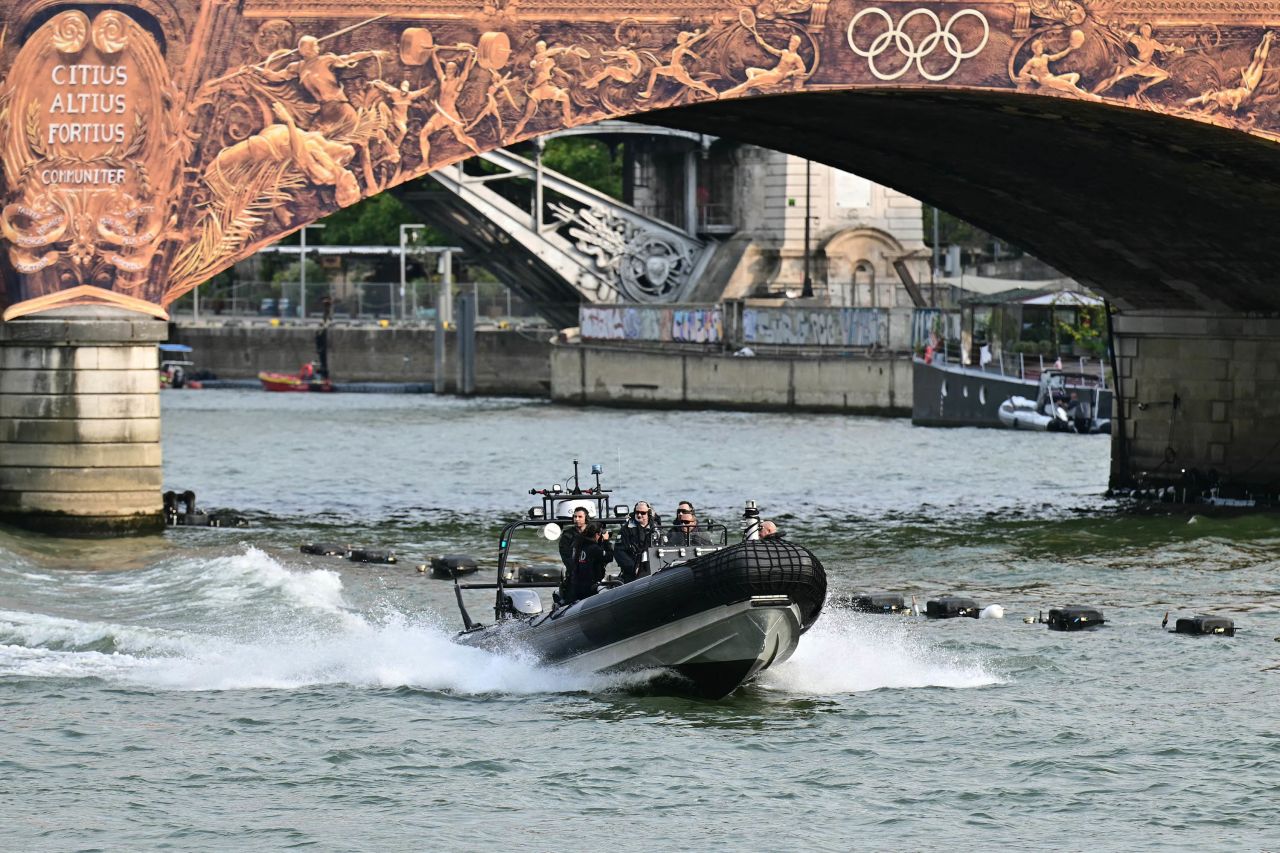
[3,0,1280,318]
[418,42,484,163]
[1183,30,1273,114]
[637,29,720,102]
[1092,24,1185,97]
[510,40,591,139]
[1013,29,1103,100]
[720,10,811,97]
[1,9,183,319]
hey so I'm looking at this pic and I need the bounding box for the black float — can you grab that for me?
[850,592,908,614]
[349,548,397,564]
[1046,606,1105,631]
[1173,614,1235,636]
[517,565,562,583]
[164,490,246,527]
[926,596,980,619]
[431,554,478,577]
[301,542,347,556]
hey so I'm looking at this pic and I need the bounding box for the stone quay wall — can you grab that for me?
[551,342,911,416]
[168,323,554,396]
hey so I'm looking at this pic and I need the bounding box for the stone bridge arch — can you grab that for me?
[3,0,1280,319]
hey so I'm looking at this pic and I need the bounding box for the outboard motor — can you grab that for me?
[501,589,543,617]
[1072,400,1093,434]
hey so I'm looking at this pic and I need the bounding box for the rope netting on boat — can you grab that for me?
[688,541,827,631]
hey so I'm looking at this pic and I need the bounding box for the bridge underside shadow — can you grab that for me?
[641,89,1280,314]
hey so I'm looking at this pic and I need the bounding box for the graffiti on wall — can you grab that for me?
[742,307,887,347]
[910,308,960,349]
[580,305,722,343]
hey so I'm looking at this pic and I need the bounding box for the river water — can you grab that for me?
[2,392,1277,850]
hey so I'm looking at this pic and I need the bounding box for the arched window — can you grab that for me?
[853,260,875,307]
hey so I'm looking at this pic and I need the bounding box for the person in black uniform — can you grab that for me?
[616,500,662,583]
[560,521,613,605]
[557,506,589,572]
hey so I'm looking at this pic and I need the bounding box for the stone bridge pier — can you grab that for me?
[1112,312,1280,499]
[0,309,166,535]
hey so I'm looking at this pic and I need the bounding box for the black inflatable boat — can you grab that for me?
[451,464,826,698]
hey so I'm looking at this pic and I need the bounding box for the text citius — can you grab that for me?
[45,63,129,147]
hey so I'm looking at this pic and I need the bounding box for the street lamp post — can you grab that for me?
[300,223,325,319]
[931,206,940,308]
[802,159,814,299]
[400,223,427,323]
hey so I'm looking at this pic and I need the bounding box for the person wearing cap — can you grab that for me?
[668,500,712,547]
[617,500,663,583]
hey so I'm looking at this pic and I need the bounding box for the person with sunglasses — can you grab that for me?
[617,500,663,583]
[668,501,713,547]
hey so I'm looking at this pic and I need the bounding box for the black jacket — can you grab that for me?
[667,523,713,547]
[560,536,614,605]
[616,516,663,582]
[558,525,585,571]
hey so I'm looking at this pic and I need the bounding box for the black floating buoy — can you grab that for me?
[1047,606,1105,631]
[518,565,562,583]
[348,548,397,565]
[926,596,980,619]
[301,542,348,557]
[1173,614,1235,637]
[850,592,907,614]
[430,554,479,578]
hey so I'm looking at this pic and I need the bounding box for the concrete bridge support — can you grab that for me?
[0,309,166,536]
[1112,312,1280,498]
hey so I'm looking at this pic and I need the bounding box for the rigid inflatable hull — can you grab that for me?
[455,540,825,698]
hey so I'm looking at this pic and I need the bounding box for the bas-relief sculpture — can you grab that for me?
[1,0,1278,319]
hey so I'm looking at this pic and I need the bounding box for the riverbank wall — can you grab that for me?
[550,343,911,415]
[167,322,553,396]
[168,309,917,414]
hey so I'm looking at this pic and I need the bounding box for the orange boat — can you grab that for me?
[258,366,334,392]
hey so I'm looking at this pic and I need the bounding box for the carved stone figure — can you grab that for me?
[418,44,483,166]
[510,40,587,140]
[1093,24,1185,97]
[261,34,391,135]
[720,32,808,98]
[637,29,717,100]
[1015,32,1102,102]
[1185,31,1274,114]
[466,67,521,139]
[583,46,643,90]
[369,79,432,162]
[209,102,361,208]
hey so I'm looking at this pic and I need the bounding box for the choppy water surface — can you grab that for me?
[3,392,1278,851]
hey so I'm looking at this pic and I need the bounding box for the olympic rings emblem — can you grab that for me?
[847,8,990,82]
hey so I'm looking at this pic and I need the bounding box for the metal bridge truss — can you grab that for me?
[395,142,715,328]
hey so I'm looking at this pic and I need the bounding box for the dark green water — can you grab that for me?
[2,392,1277,850]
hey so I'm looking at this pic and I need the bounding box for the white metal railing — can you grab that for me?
[168,280,542,324]
[922,337,1108,386]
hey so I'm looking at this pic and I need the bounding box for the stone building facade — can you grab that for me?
[624,135,930,305]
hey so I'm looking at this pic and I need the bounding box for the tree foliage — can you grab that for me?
[922,207,1003,252]
[309,193,446,246]
[539,138,623,199]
